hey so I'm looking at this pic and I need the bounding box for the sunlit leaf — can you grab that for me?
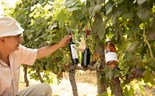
[57,10,67,28]
[128,87,134,96]
[123,87,130,96]
[67,7,79,12]
[105,2,115,15]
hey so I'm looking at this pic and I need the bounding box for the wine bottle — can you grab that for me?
[81,28,91,68]
[69,34,79,65]
[105,38,118,69]
[81,47,91,68]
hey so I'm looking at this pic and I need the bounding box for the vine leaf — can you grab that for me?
[105,2,115,15]
[67,7,79,12]
[122,11,134,20]
[148,15,155,40]
[116,0,124,4]
[137,0,146,5]
[72,10,85,21]
[105,68,113,80]
[143,70,151,83]
[89,4,102,17]
[126,41,138,52]
[94,4,103,14]
[65,0,77,8]
[137,8,151,21]
[57,10,67,28]
[92,15,106,40]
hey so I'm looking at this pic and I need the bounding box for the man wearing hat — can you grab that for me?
[0,16,71,96]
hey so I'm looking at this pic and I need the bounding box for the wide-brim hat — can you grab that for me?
[0,16,24,37]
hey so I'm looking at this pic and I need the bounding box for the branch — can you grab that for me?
[125,68,144,83]
[75,65,103,72]
[64,63,144,83]
[64,61,104,72]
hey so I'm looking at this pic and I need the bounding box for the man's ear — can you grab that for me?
[0,37,5,42]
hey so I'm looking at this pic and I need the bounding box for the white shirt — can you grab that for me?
[0,45,38,96]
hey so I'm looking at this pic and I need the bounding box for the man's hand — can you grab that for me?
[58,35,72,48]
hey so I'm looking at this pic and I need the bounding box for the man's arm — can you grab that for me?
[36,35,71,59]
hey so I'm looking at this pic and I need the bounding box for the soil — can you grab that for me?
[19,70,97,96]
[19,69,155,96]
[51,70,97,96]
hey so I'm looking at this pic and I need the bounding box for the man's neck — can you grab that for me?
[0,50,10,66]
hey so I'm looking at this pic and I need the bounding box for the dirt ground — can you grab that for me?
[19,69,155,96]
[51,70,97,96]
[19,70,98,96]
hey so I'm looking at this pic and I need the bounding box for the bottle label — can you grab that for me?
[105,52,118,63]
[71,44,78,59]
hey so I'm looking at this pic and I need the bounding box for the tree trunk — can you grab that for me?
[36,67,44,83]
[111,77,122,96]
[23,65,29,87]
[95,41,109,94]
[97,71,109,94]
[69,65,78,96]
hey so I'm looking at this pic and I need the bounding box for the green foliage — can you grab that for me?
[2,0,155,95]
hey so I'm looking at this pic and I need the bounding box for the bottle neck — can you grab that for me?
[70,37,74,43]
[69,33,74,43]
[106,41,116,52]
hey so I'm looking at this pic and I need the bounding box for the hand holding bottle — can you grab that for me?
[58,35,72,48]
[69,33,79,65]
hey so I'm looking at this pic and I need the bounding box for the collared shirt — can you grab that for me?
[0,45,38,96]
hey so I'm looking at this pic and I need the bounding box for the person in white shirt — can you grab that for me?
[0,16,71,96]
